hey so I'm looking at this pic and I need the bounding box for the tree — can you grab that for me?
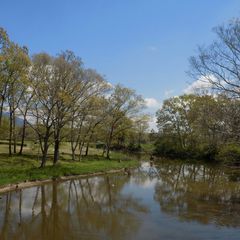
[18,85,34,155]
[103,85,145,159]
[50,51,84,165]
[78,96,109,157]
[155,94,239,160]
[133,114,150,147]
[6,44,30,155]
[0,28,30,155]
[0,27,149,167]
[156,95,196,151]
[0,27,10,126]
[189,18,240,98]
[27,53,57,167]
[68,70,110,161]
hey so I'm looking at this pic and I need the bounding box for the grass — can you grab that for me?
[0,142,139,187]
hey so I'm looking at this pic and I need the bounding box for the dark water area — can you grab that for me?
[0,160,240,240]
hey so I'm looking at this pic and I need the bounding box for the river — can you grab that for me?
[0,160,240,240]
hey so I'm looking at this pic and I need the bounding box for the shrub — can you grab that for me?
[154,137,186,159]
[154,137,218,161]
[127,143,142,152]
[96,142,105,149]
[111,144,125,151]
[216,144,240,166]
[195,143,217,161]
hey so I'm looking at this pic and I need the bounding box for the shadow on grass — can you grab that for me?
[0,152,114,169]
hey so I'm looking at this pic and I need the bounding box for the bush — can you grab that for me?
[154,137,186,159]
[154,137,218,161]
[111,144,125,151]
[194,144,217,161]
[96,142,105,149]
[216,144,240,166]
[127,143,142,152]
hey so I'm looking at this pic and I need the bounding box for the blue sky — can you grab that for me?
[1,0,240,127]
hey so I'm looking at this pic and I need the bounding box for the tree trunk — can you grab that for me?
[71,149,76,161]
[40,148,48,168]
[106,144,111,159]
[53,138,60,165]
[40,134,50,168]
[102,146,106,157]
[19,116,27,155]
[53,129,60,165]
[13,111,17,154]
[8,110,13,156]
[78,142,84,161]
[0,85,7,127]
[71,140,78,161]
[106,126,114,159]
[0,99,4,127]
[85,142,89,156]
[85,128,97,156]
[106,135,113,159]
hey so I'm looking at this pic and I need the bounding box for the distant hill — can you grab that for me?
[2,112,24,126]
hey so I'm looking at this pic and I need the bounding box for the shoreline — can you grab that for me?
[0,167,132,194]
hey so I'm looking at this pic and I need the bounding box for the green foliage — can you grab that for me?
[216,144,240,166]
[127,143,142,152]
[140,143,155,153]
[154,136,186,159]
[96,141,105,149]
[154,94,240,162]
[0,26,150,164]
[195,144,218,161]
[154,139,218,161]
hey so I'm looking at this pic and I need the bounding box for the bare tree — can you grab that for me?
[189,18,240,98]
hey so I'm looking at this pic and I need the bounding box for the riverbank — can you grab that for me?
[0,152,139,192]
[0,167,136,194]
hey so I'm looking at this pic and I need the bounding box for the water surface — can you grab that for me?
[0,160,240,240]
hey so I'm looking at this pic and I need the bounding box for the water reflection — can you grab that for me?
[0,175,148,240]
[0,161,240,240]
[153,161,240,227]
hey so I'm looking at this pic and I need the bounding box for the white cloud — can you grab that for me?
[184,76,215,94]
[144,98,160,131]
[145,98,161,109]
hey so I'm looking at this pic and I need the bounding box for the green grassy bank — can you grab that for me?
[0,142,139,187]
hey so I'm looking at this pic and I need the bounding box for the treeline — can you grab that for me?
[155,18,240,165]
[155,94,240,164]
[0,27,149,167]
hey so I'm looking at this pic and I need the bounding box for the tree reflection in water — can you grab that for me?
[153,161,240,227]
[0,174,148,240]
[0,161,240,240]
